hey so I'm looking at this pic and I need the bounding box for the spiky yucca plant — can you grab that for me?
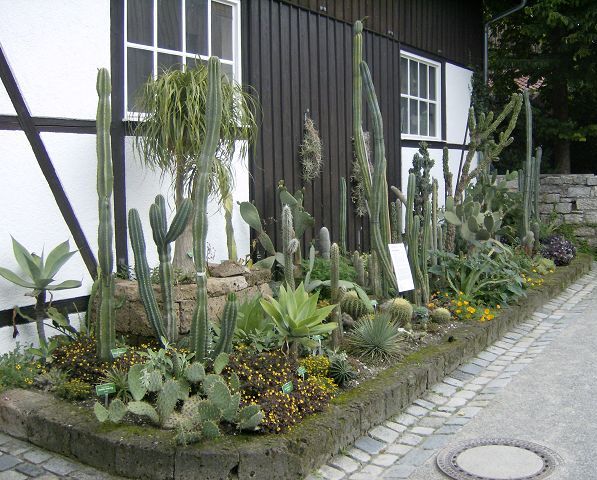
[346,313,405,362]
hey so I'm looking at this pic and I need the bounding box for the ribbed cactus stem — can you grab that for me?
[421,201,431,305]
[532,147,542,251]
[330,243,343,347]
[352,21,372,201]
[224,193,237,261]
[360,61,397,296]
[213,293,237,357]
[282,205,296,290]
[370,251,382,298]
[411,216,423,306]
[319,227,331,260]
[353,251,365,287]
[521,89,534,254]
[431,179,438,267]
[129,208,167,341]
[339,177,347,253]
[190,57,223,360]
[390,202,399,244]
[396,201,403,243]
[96,68,115,361]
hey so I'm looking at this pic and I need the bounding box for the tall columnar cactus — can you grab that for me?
[213,293,237,358]
[319,226,331,260]
[190,57,223,360]
[330,243,343,347]
[282,205,298,290]
[96,68,116,361]
[339,177,347,253]
[360,61,397,296]
[369,251,382,298]
[431,179,438,266]
[223,192,237,261]
[128,195,192,342]
[390,201,399,244]
[352,251,366,287]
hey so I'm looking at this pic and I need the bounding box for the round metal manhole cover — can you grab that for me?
[437,438,562,480]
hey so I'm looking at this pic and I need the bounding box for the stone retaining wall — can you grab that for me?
[538,174,597,247]
[114,263,272,339]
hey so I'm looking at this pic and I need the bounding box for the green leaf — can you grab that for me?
[213,352,229,374]
[108,399,127,423]
[44,240,77,279]
[279,189,298,207]
[127,401,160,424]
[94,402,109,423]
[0,267,36,289]
[185,362,206,383]
[11,237,36,276]
[127,364,147,401]
[443,211,462,226]
[46,279,82,291]
[201,420,221,439]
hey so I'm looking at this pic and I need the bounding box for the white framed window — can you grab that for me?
[125,0,241,114]
[400,52,441,140]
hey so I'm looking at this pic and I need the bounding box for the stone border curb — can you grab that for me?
[0,254,592,480]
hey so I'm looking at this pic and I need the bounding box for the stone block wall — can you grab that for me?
[538,174,597,247]
[113,265,272,340]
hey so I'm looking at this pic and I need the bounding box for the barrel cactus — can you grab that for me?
[430,307,451,324]
[384,298,413,328]
[340,296,369,321]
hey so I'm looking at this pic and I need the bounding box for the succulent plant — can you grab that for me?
[384,298,413,329]
[540,235,576,266]
[430,307,451,324]
[346,312,406,362]
[412,306,429,331]
[340,295,369,321]
[329,353,357,387]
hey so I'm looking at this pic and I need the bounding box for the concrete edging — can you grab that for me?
[0,254,592,480]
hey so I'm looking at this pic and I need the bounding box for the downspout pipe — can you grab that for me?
[484,0,527,84]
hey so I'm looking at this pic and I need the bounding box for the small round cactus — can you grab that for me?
[430,307,451,324]
[341,296,368,320]
[384,298,413,327]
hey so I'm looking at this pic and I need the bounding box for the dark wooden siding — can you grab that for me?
[283,0,482,66]
[242,0,402,253]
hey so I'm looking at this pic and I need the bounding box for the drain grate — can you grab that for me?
[436,438,562,480]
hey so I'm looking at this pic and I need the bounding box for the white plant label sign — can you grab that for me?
[388,243,415,292]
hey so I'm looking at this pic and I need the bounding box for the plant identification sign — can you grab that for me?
[388,243,415,292]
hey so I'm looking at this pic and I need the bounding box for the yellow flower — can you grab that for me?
[487,314,495,320]
[463,300,469,306]
[459,291,464,296]
[467,306,476,314]
[484,309,490,315]
[15,364,21,370]
[456,309,462,314]
[457,301,463,307]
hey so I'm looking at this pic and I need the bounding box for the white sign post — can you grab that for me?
[388,243,415,292]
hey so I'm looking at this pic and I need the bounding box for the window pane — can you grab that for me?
[419,64,428,99]
[429,103,437,137]
[186,0,208,55]
[400,57,408,94]
[212,2,233,60]
[158,53,183,73]
[409,59,418,97]
[158,0,182,50]
[186,57,207,71]
[429,67,436,100]
[127,48,153,111]
[409,98,418,135]
[127,0,153,45]
[221,63,234,81]
[401,97,408,134]
[420,102,428,136]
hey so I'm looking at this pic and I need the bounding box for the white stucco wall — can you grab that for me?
[0,0,110,119]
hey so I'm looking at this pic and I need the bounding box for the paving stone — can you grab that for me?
[393,413,417,427]
[0,455,21,472]
[444,397,467,408]
[487,378,512,388]
[437,406,456,413]
[33,475,60,480]
[470,376,491,385]
[369,426,399,444]
[329,455,360,474]
[486,346,507,355]
[398,433,423,446]
[418,416,446,428]
[471,358,490,367]
[354,436,385,455]
[355,464,384,477]
[21,450,52,465]
[411,426,434,436]
[450,370,474,382]
[429,411,451,418]
[384,421,407,433]
[0,472,27,480]
[386,444,413,456]
[421,434,451,450]
[413,399,435,410]
[0,442,30,457]
[458,363,483,375]
[423,392,447,405]
[445,417,470,426]
[318,464,345,480]
[405,405,428,417]
[15,462,44,477]
[41,457,79,476]
[397,446,435,466]
[0,436,10,446]
[443,377,464,388]
[456,406,483,418]
[346,448,370,463]
[431,383,457,396]
[372,454,399,467]
[453,389,476,400]
[435,424,463,435]
[382,464,416,479]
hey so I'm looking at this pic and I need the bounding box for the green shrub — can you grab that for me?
[302,256,356,283]
[0,345,41,392]
[54,378,92,401]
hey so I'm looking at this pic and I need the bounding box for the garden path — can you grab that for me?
[311,264,597,480]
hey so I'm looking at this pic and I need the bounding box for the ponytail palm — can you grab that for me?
[133,63,259,269]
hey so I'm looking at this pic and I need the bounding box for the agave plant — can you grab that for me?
[0,238,81,345]
[346,313,406,363]
[260,283,337,358]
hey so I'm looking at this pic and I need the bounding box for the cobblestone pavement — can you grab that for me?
[310,266,597,480]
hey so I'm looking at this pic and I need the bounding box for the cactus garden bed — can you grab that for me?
[0,255,591,480]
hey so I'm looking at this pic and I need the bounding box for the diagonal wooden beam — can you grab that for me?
[0,42,98,279]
